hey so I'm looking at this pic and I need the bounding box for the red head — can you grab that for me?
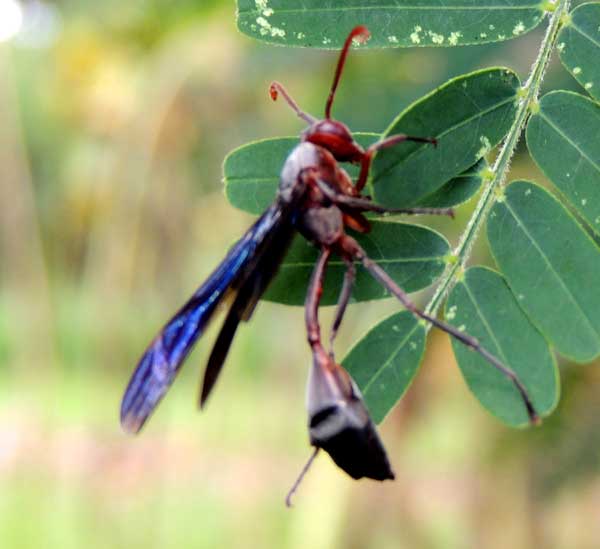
[269,26,370,163]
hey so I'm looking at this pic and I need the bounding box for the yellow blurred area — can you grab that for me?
[1,2,600,548]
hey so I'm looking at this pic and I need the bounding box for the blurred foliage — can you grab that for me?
[1,1,600,548]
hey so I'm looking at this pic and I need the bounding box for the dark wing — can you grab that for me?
[199,213,294,407]
[120,203,293,433]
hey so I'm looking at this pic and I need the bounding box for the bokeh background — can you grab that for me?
[1,1,600,548]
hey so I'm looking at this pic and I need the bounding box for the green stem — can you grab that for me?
[424,0,571,321]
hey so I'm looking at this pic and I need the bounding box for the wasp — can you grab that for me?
[121,26,538,503]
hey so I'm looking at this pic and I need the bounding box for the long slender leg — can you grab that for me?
[329,259,356,356]
[314,179,453,217]
[284,247,330,506]
[340,237,540,425]
[305,248,356,355]
[305,247,331,352]
[284,250,330,507]
[355,134,437,192]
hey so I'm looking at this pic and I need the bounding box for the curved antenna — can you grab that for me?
[324,25,370,119]
[269,81,317,124]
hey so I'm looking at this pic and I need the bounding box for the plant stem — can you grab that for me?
[423,0,571,322]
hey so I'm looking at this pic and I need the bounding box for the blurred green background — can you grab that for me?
[1,1,600,548]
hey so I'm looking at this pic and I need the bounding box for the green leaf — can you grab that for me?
[487,180,600,363]
[558,3,600,101]
[372,68,520,208]
[417,158,487,208]
[446,266,558,426]
[343,311,425,424]
[526,91,600,234]
[224,134,378,216]
[265,221,449,305]
[236,1,544,48]
[225,137,296,217]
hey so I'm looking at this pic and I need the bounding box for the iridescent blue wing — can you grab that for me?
[199,210,294,407]
[120,203,293,433]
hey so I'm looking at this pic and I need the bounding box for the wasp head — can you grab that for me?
[301,119,364,163]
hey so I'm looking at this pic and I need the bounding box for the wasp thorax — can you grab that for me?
[302,119,364,163]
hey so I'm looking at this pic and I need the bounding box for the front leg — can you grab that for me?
[355,134,437,192]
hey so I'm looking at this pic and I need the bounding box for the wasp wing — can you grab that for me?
[199,214,294,407]
[120,203,293,433]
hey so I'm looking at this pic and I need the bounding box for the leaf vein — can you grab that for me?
[537,111,600,175]
[362,324,421,395]
[503,199,600,341]
[240,5,541,16]
[569,22,600,51]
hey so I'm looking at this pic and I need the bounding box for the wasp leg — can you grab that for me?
[355,134,437,192]
[329,259,356,358]
[315,179,454,218]
[338,235,540,426]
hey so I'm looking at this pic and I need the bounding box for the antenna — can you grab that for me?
[269,81,317,124]
[324,26,370,119]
